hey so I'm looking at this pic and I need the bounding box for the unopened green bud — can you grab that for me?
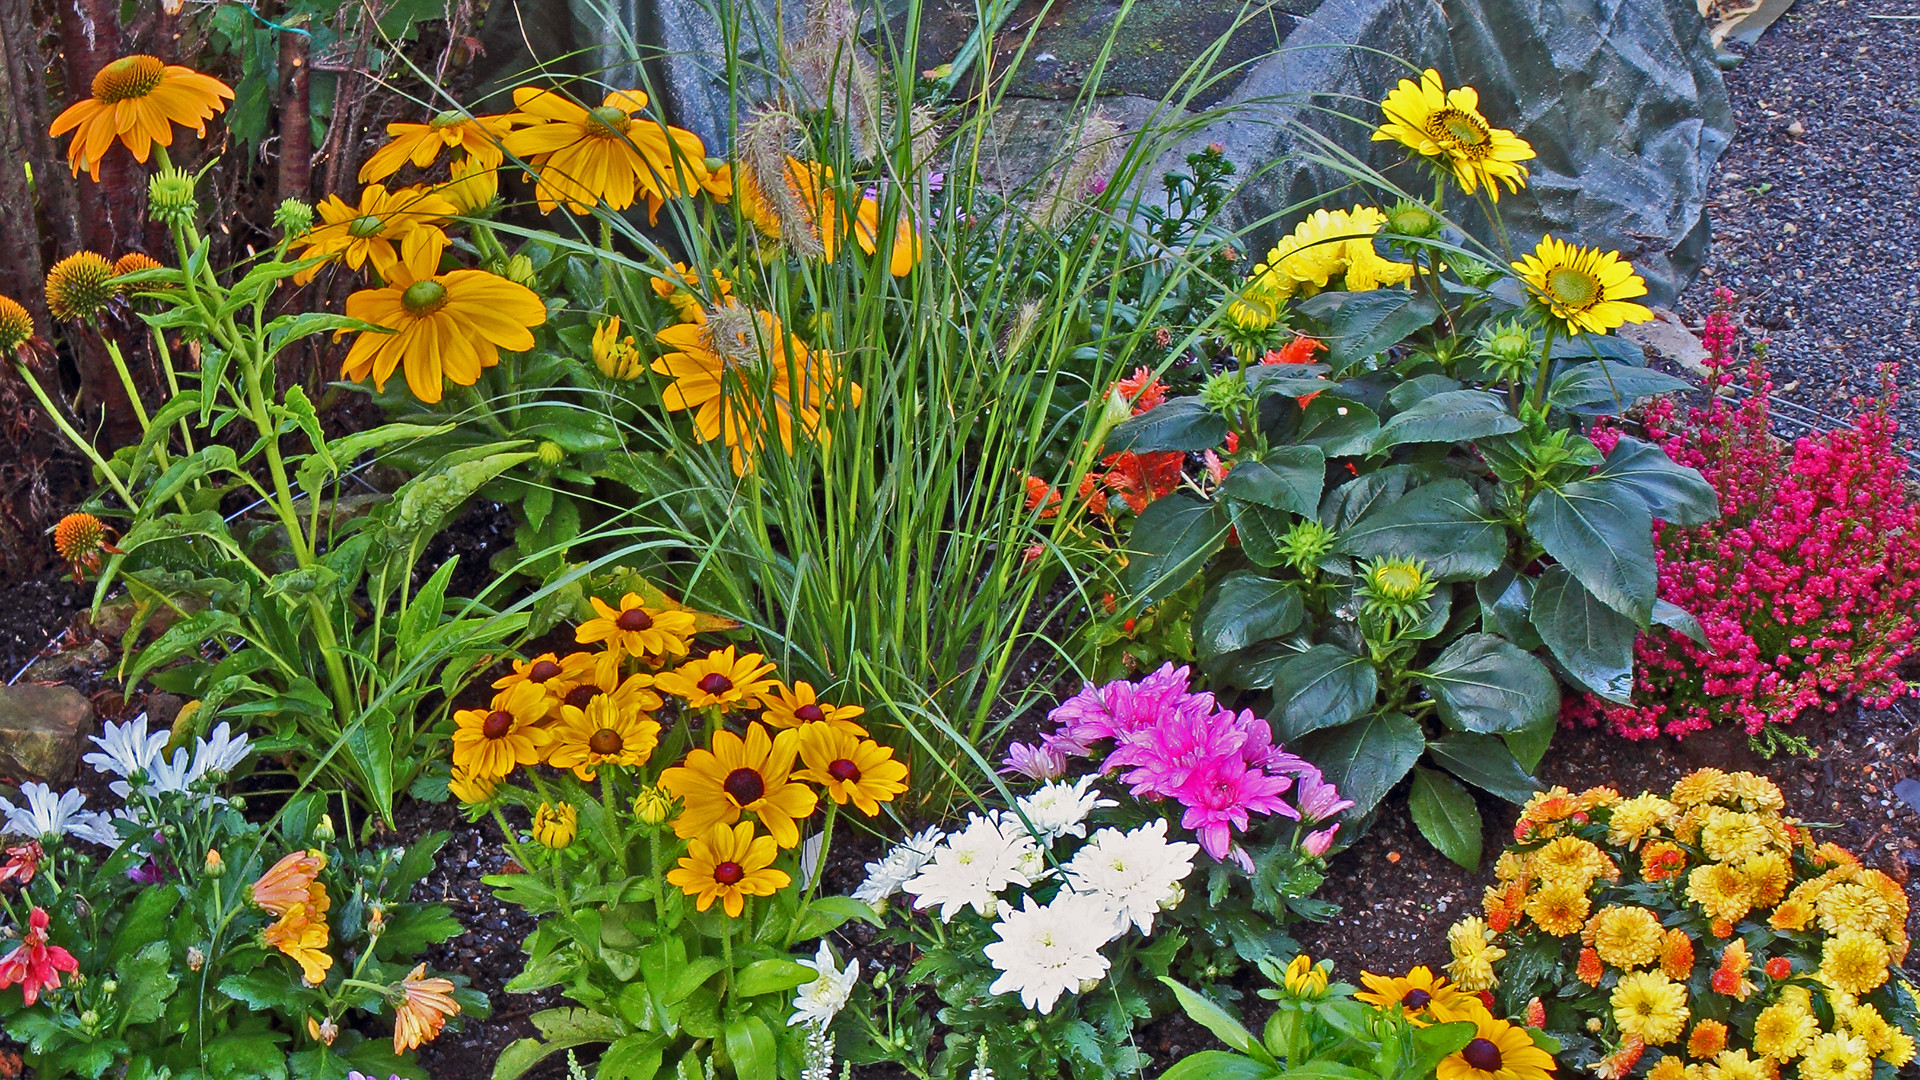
[80,1009,99,1028]
[1476,317,1540,382]
[101,980,117,995]
[536,440,566,468]
[1278,518,1337,576]
[313,814,336,843]
[1359,555,1436,625]
[1385,199,1441,239]
[148,168,199,227]
[504,254,536,287]
[274,198,315,237]
[1199,371,1252,417]
[204,849,225,877]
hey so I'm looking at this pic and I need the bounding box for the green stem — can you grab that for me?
[1529,323,1559,414]
[786,801,837,947]
[15,364,141,512]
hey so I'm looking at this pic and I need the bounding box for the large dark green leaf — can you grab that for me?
[1409,767,1483,869]
[1195,572,1305,661]
[1221,446,1326,518]
[1336,479,1507,581]
[1156,1053,1278,1080]
[1548,362,1691,414]
[1526,479,1656,624]
[1425,733,1542,803]
[1371,390,1523,451]
[1593,436,1719,526]
[1323,291,1442,372]
[1269,645,1378,739]
[1109,398,1229,453]
[1230,501,1292,569]
[1124,494,1230,605]
[1529,565,1637,704]
[1293,711,1424,819]
[1294,396,1379,457]
[1413,633,1560,734]
[1475,566,1541,650]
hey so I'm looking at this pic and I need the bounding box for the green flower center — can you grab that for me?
[430,109,468,130]
[1545,267,1602,311]
[1428,107,1491,152]
[400,279,449,315]
[347,215,386,239]
[1372,562,1426,600]
[586,106,633,138]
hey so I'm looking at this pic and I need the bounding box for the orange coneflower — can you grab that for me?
[110,252,165,290]
[50,55,233,180]
[45,252,118,321]
[0,297,32,356]
[337,244,546,404]
[53,512,121,581]
[391,963,460,1052]
[291,184,455,285]
[499,86,710,216]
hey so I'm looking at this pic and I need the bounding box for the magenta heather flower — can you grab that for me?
[1173,755,1296,860]
[1000,742,1068,781]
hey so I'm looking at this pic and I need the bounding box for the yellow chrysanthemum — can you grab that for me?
[1607,793,1677,849]
[1686,862,1755,924]
[1705,1049,1775,1080]
[531,801,577,848]
[793,725,907,816]
[50,55,234,180]
[1445,917,1505,992]
[1434,1006,1556,1080]
[450,681,552,779]
[759,681,867,736]
[1818,930,1890,995]
[1797,1032,1872,1080]
[1699,808,1775,864]
[1770,896,1816,932]
[1251,206,1414,301]
[45,251,118,321]
[1372,69,1535,201]
[575,593,697,666]
[1610,970,1690,1046]
[1524,882,1590,937]
[653,646,779,713]
[262,899,332,985]
[0,296,32,354]
[1816,881,1896,937]
[1512,235,1653,337]
[1531,836,1615,889]
[359,109,516,183]
[1354,967,1475,1025]
[546,694,661,780]
[659,722,818,848]
[1751,998,1819,1062]
[666,820,790,917]
[1726,772,1784,812]
[499,86,711,216]
[338,244,546,403]
[1643,1059,1685,1080]
[1838,1000,1898,1057]
[292,183,454,286]
[1587,906,1665,971]
[1741,851,1792,910]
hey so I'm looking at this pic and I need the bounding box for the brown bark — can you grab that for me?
[277,18,312,204]
[0,2,49,325]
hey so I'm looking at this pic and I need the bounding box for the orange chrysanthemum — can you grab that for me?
[1660,929,1695,981]
[1688,1019,1729,1059]
[1577,946,1605,986]
[392,963,460,1053]
[50,55,233,180]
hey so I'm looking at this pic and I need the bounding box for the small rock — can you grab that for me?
[1785,118,1805,136]
[0,684,92,781]
[144,692,185,730]
[1782,222,1798,234]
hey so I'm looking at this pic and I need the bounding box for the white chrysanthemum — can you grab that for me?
[0,783,118,846]
[84,713,169,779]
[188,722,251,780]
[1013,777,1115,844]
[1065,819,1199,937]
[854,826,944,906]
[114,746,196,801]
[982,892,1115,1014]
[789,941,859,1028]
[905,814,1038,921]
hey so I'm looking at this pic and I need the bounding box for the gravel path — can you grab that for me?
[1677,0,1920,441]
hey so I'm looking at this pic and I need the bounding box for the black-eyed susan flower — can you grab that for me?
[653,645,778,713]
[591,317,645,380]
[793,725,906,815]
[0,296,32,355]
[450,682,552,779]
[554,662,660,721]
[359,109,517,184]
[1511,236,1653,337]
[546,695,660,780]
[44,252,118,321]
[499,86,710,217]
[649,261,733,323]
[666,820,789,916]
[1435,1007,1556,1080]
[338,244,546,404]
[1374,68,1535,202]
[574,593,696,665]
[759,680,867,736]
[531,801,577,848]
[50,55,233,180]
[291,184,455,285]
[447,764,497,805]
[1354,966,1474,1025]
[659,722,816,848]
[490,651,581,712]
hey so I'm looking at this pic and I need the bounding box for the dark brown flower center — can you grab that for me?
[564,686,599,710]
[400,279,448,315]
[1403,988,1432,1010]
[589,729,624,756]
[697,672,733,695]
[528,659,563,683]
[92,55,166,104]
[827,759,861,783]
[1462,1038,1502,1072]
[712,861,744,885]
[481,710,514,739]
[794,704,826,723]
[615,607,654,632]
[723,767,765,805]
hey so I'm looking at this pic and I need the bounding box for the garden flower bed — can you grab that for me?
[0,1,1913,1078]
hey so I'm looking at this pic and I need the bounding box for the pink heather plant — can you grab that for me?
[1571,289,1920,741]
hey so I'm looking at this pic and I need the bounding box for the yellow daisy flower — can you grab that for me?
[546,695,661,780]
[793,725,907,816]
[1512,235,1652,337]
[450,681,552,779]
[499,86,710,216]
[1354,966,1474,1025]
[1372,68,1535,201]
[1434,1006,1556,1080]
[1251,206,1414,301]
[262,900,332,985]
[50,55,233,180]
[1610,970,1689,1045]
[653,646,779,713]
[291,183,455,286]
[359,109,516,183]
[759,680,867,736]
[338,244,547,404]
[1797,1032,1872,1080]
[666,820,790,917]
[574,593,697,665]
[659,722,817,848]
[491,651,582,713]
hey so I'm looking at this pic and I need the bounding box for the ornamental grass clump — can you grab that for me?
[1447,769,1918,1077]
[1571,292,1920,742]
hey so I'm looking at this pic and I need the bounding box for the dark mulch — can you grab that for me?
[1677,0,1920,443]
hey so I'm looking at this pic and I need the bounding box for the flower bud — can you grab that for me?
[308,1016,339,1045]
[631,785,674,826]
[368,904,386,936]
[204,849,224,877]
[536,440,566,468]
[101,980,118,995]
[147,168,199,227]
[80,1009,99,1029]
[187,946,205,971]
[1385,199,1441,239]
[274,198,314,237]
[504,254,536,287]
[1077,977,1103,994]
[313,814,335,843]
[1199,371,1252,417]
[1158,883,1185,911]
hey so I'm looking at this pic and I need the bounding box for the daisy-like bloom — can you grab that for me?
[531,801,577,849]
[650,261,734,323]
[338,243,546,404]
[666,820,790,916]
[904,813,1040,921]
[447,764,497,805]
[592,316,645,380]
[1586,905,1665,970]
[1740,850,1791,908]
[1688,1019,1730,1059]
[263,900,332,985]
[1524,881,1590,936]
[1751,996,1819,1062]
[852,826,943,907]
[1686,862,1755,924]
[574,593,697,667]
[794,725,907,816]
[499,86,710,216]
[490,651,582,714]
[1797,1031,1872,1080]
[1512,235,1653,337]
[654,646,779,713]
[0,783,117,846]
[1354,966,1474,1025]
[1012,776,1114,844]
[1445,916,1505,992]
[391,963,461,1053]
[760,681,867,736]
[1531,835,1615,889]
[553,663,662,723]
[84,712,169,780]
[788,942,858,1028]
[659,722,817,848]
[1372,68,1535,201]
[45,251,118,321]
[0,908,78,1005]
[547,695,661,780]
[435,152,500,214]
[1434,1007,1556,1080]
[1819,930,1890,994]
[981,892,1115,1014]
[1063,819,1198,937]
[360,109,515,183]
[1706,1049,1780,1080]
[1000,742,1069,782]
[1699,808,1775,864]
[189,722,251,780]
[0,296,33,355]
[1248,206,1415,302]
[50,55,233,180]
[290,184,453,285]
[1606,793,1677,849]
[1610,970,1689,1045]
[250,850,327,914]
[450,682,553,779]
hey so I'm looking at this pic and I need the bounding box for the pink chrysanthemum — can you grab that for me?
[1174,755,1297,860]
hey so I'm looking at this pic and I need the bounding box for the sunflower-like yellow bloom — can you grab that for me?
[1610,970,1689,1045]
[1373,69,1535,201]
[292,184,455,286]
[490,652,581,714]
[436,153,500,215]
[1354,966,1474,1025]
[51,55,233,180]
[654,646,779,713]
[793,725,907,815]
[667,820,790,917]
[499,87,710,216]
[546,695,660,780]
[338,244,546,403]
[531,801,578,848]
[1512,235,1653,337]
[759,680,867,736]
[449,681,552,779]
[1250,206,1414,302]
[391,963,460,1053]
[574,593,697,666]
[360,109,516,183]
[592,317,645,380]
[659,722,817,848]
[1435,1006,1556,1080]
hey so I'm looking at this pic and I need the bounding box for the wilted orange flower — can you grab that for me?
[392,963,461,1052]
[50,55,233,179]
[251,850,327,915]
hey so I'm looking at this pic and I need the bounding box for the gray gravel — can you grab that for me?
[1677,0,1920,441]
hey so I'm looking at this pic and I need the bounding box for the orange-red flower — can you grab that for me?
[251,850,327,915]
[0,908,77,1005]
[50,55,233,179]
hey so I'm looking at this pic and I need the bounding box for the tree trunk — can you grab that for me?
[277,17,312,204]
